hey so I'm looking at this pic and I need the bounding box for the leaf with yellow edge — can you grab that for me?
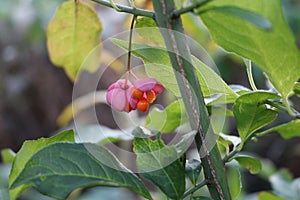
[47,0,102,81]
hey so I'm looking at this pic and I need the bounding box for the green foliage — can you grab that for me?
[226,166,241,198]
[1,149,15,164]
[135,17,164,45]
[264,120,300,139]
[5,0,300,199]
[111,38,236,97]
[185,159,202,185]
[199,0,300,98]
[258,192,286,200]
[234,155,262,174]
[11,143,151,200]
[47,0,102,81]
[217,133,241,155]
[293,83,300,97]
[9,130,75,200]
[199,6,271,30]
[133,128,185,199]
[145,100,187,132]
[233,91,279,142]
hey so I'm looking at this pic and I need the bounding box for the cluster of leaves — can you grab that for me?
[1,0,300,199]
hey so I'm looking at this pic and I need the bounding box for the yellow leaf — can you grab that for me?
[47,0,102,81]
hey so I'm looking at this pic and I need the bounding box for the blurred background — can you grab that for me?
[0,0,300,199]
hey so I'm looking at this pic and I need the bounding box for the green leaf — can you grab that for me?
[227,166,241,198]
[10,143,152,200]
[1,149,15,164]
[217,133,241,155]
[233,91,279,142]
[199,0,300,97]
[111,39,236,97]
[207,106,233,117]
[9,130,75,200]
[201,6,271,30]
[135,17,165,46]
[234,155,262,174]
[293,82,300,97]
[267,120,300,139]
[192,56,237,97]
[258,192,286,200]
[185,159,202,185]
[133,132,185,199]
[145,100,188,132]
[47,0,102,81]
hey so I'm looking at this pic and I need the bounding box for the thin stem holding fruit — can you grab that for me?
[127,15,136,71]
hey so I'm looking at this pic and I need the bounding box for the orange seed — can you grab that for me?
[137,99,149,112]
[146,90,156,103]
[132,88,144,99]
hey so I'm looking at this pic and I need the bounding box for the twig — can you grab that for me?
[183,180,207,198]
[91,0,154,18]
[171,0,212,18]
[263,100,300,119]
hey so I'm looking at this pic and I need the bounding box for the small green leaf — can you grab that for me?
[227,166,242,198]
[47,0,102,81]
[133,132,185,199]
[293,82,300,97]
[258,192,286,200]
[199,0,300,98]
[1,149,15,164]
[218,133,241,155]
[135,17,165,46]
[111,39,236,97]
[145,100,188,132]
[234,155,262,174]
[9,130,75,200]
[10,143,152,200]
[201,6,271,30]
[185,159,202,185]
[233,91,279,142]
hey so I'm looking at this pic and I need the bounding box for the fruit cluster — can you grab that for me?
[106,78,164,112]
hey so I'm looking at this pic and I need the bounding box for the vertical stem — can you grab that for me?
[244,59,257,91]
[127,15,136,71]
[151,0,231,199]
